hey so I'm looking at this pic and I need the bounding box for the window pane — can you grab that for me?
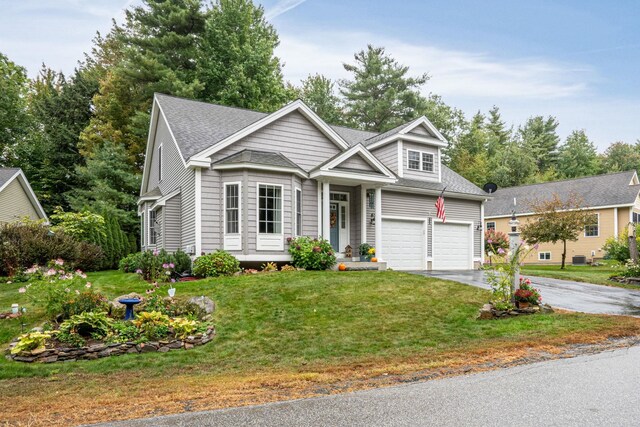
[408,151,420,170]
[225,184,240,234]
[258,184,282,234]
[422,153,434,172]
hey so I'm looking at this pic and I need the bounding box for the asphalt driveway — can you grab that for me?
[416,270,640,316]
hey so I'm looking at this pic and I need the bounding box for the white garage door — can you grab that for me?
[382,219,425,270]
[433,222,472,270]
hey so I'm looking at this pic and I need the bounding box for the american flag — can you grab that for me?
[435,189,446,222]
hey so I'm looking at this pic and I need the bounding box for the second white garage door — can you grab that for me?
[433,222,472,270]
[381,219,425,270]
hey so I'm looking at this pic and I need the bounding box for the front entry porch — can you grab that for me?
[318,181,383,261]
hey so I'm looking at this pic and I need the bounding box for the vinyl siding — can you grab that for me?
[0,179,40,223]
[408,125,431,137]
[402,141,439,181]
[382,190,482,258]
[201,168,224,252]
[211,111,342,171]
[334,154,377,172]
[143,115,195,252]
[371,143,398,174]
[164,193,181,252]
[302,179,319,238]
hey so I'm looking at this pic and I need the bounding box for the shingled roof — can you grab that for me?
[0,168,20,188]
[485,171,640,217]
[154,94,486,197]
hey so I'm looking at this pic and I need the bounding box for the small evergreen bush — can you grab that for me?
[192,250,240,277]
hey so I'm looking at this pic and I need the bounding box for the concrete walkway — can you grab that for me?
[416,270,640,316]
[94,345,640,426]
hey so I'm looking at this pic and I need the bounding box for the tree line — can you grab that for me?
[0,0,638,245]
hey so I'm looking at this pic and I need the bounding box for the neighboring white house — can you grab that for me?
[0,168,48,224]
[138,94,490,270]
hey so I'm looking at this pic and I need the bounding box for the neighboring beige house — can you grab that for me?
[484,171,640,264]
[0,168,48,224]
[138,94,490,270]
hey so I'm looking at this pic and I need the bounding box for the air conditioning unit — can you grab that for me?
[184,244,196,255]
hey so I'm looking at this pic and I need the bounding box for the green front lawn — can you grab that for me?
[520,263,638,289]
[1,270,639,425]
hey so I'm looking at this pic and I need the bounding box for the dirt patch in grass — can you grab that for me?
[2,323,639,427]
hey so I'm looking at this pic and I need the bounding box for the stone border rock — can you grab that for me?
[477,303,553,320]
[0,312,22,320]
[5,326,215,363]
[610,276,640,286]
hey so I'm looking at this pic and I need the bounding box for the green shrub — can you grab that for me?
[618,261,640,278]
[173,249,192,273]
[0,220,104,276]
[170,318,198,339]
[118,252,143,273]
[44,278,109,322]
[11,331,52,354]
[192,250,240,277]
[603,236,631,263]
[134,311,171,340]
[58,312,114,344]
[261,262,278,272]
[288,237,336,270]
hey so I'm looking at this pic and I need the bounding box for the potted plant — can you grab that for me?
[359,243,372,262]
[514,277,541,308]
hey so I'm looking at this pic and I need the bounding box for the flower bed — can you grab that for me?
[477,302,554,320]
[7,326,215,363]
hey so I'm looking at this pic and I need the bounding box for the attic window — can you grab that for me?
[408,149,434,172]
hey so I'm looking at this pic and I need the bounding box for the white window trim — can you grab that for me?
[223,182,242,251]
[257,182,284,251]
[486,221,496,230]
[294,187,302,236]
[538,251,552,261]
[148,209,157,246]
[157,144,163,181]
[407,149,435,173]
[584,213,600,237]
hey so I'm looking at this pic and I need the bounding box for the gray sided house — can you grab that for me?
[138,94,489,270]
[0,168,48,224]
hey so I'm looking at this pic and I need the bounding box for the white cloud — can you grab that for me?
[264,0,307,20]
[277,30,593,100]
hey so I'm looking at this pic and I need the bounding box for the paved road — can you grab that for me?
[416,270,640,316]
[96,345,640,427]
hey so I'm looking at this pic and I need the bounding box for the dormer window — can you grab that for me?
[408,149,434,172]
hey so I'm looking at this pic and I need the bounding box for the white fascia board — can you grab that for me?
[189,100,350,161]
[150,188,181,210]
[141,96,188,194]
[187,158,211,168]
[484,203,634,219]
[309,169,396,184]
[8,171,48,221]
[137,196,161,205]
[212,163,309,179]
[367,133,447,151]
[399,116,448,144]
[320,144,396,180]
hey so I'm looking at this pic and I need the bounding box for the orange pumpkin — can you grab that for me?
[338,263,347,271]
[371,257,378,262]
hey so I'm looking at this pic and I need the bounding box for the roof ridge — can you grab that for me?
[496,170,636,192]
[155,93,270,116]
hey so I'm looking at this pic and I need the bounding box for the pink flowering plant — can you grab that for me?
[484,241,539,309]
[484,230,509,265]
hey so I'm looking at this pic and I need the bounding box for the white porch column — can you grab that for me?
[361,186,368,245]
[375,187,382,260]
[322,181,331,240]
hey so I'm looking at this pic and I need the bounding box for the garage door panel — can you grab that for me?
[382,219,425,270]
[433,223,471,270]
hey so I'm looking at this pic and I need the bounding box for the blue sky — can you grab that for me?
[1,0,638,150]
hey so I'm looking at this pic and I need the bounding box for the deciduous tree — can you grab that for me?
[520,193,592,269]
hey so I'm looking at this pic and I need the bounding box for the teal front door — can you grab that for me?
[330,202,339,251]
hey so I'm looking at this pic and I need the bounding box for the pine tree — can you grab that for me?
[557,130,600,178]
[197,0,289,111]
[485,106,511,156]
[518,115,560,172]
[0,52,30,166]
[340,45,429,132]
[600,141,640,173]
[67,141,141,235]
